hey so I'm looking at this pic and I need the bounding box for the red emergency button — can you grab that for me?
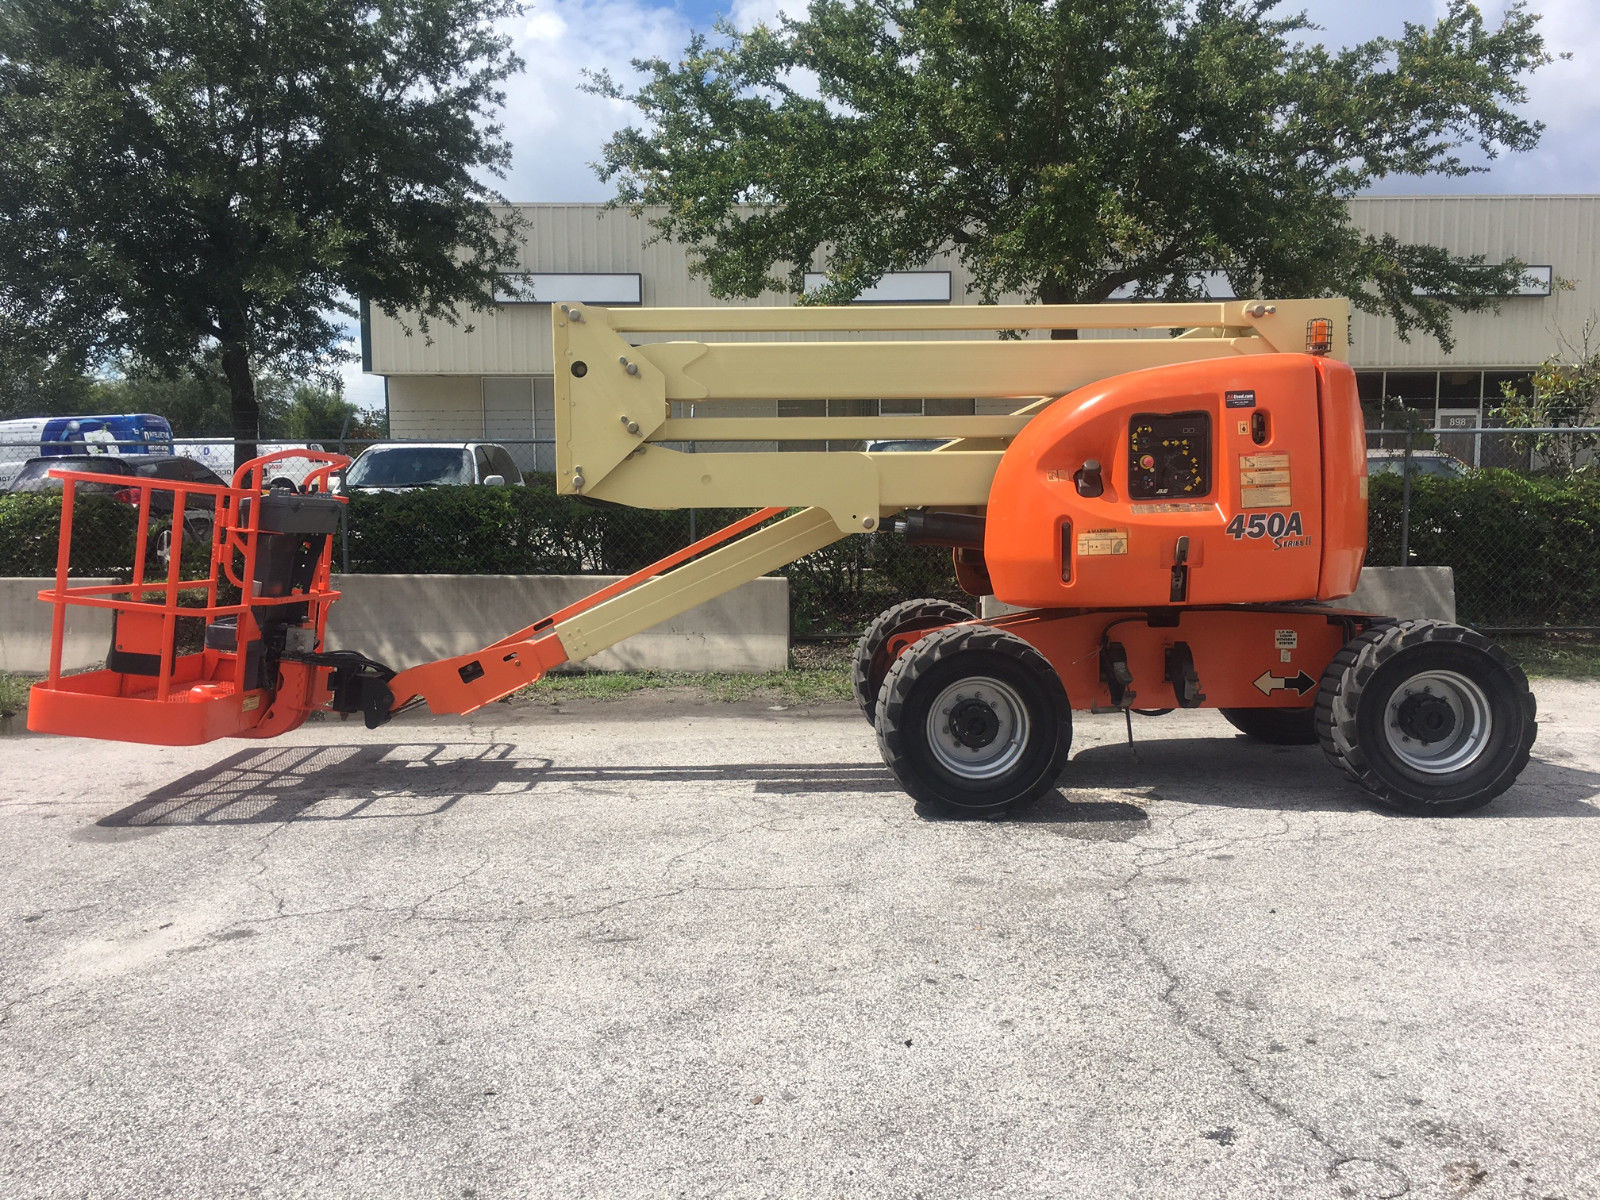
[1139,454,1155,470]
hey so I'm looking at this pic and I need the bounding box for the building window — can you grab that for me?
[495,273,642,305]
[802,271,952,303]
[1514,266,1554,297]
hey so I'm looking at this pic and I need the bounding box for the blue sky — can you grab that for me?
[346,0,1599,403]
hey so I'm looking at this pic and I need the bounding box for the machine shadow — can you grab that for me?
[96,742,1152,830]
[83,744,883,827]
[99,736,1590,831]
[1064,735,1600,819]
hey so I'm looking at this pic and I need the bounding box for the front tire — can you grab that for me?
[851,597,976,723]
[874,625,1071,814]
[1315,621,1536,815]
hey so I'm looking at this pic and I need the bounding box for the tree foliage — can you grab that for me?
[588,0,1553,346]
[0,0,524,464]
[0,346,95,420]
[0,348,385,442]
[1496,316,1600,476]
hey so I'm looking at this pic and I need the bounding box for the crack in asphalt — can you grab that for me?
[1108,804,1413,1200]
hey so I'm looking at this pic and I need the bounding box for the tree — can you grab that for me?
[1497,317,1600,477]
[0,0,524,467]
[587,0,1553,346]
[275,383,388,442]
[0,347,95,420]
[94,355,270,439]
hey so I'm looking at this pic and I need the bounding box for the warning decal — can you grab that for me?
[1274,629,1298,650]
[1077,528,1129,556]
[1130,502,1211,513]
[1241,466,1291,487]
[1240,453,1290,471]
[1239,452,1291,509]
[1241,485,1291,508]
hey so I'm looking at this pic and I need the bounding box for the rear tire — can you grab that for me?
[1220,706,1317,745]
[1314,620,1536,815]
[875,625,1070,814]
[852,598,976,723]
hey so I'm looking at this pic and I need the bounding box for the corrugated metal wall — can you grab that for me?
[369,197,1600,438]
[1348,196,1600,368]
[368,205,996,377]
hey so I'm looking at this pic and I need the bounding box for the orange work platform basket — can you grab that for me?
[27,450,369,746]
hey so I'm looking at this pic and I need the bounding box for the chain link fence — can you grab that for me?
[1364,427,1600,632]
[5,431,1597,636]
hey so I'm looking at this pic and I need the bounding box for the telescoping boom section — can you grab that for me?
[29,300,1538,816]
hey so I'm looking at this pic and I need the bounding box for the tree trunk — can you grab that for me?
[219,341,259,473]
[1038,275,1080,341]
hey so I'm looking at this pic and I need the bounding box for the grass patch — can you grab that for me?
[1495,635,1600,680]
[518,666,852,706]
[1,672,37,722]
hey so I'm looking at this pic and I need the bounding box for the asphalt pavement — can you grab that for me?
[2,682,1599,1200]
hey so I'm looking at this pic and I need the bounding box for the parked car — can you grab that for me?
[1366,448,1470,478]
[7,453,223,499]
[7,453,226,566]
[173,440,327,490]
[865,439,950,453]
[337,442,524,493]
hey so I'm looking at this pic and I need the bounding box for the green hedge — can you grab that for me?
[1367,470,1600,627]
[338,472,1600,632]
[0,493,140,576]
[340,477,753,576]
[10,471,1594,633]
[338,477,959,635]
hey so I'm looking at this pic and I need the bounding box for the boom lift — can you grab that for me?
[28,299,1536,815]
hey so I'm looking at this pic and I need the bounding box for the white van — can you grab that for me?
[0,413,174,491]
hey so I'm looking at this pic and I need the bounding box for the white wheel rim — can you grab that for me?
[925,675,1031,781]
[1381,669,1493,774]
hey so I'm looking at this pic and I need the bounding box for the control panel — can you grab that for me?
[1128,412,1211,500]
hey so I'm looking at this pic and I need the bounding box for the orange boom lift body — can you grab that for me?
[28,301,1536,815]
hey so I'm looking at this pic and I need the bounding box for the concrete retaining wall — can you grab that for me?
[0,578,115,674]
[980,566,1456,623]
[324,574,789,673]
[1327,566,1455,623]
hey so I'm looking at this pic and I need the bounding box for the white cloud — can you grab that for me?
[495,0,698,201]
[728,0,800,30]
[522,10,568,42]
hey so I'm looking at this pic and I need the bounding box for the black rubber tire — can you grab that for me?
[874,624,1071,814]
[1220,706,1318,745]
[1314,620,1537,815]
[851,597,976,723]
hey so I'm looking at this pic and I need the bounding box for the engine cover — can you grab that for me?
[984,353,1366,609]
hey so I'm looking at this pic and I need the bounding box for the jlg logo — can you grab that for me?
[1226,511,1305,541]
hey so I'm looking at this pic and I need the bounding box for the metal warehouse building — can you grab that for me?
[362,196,1600,473]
